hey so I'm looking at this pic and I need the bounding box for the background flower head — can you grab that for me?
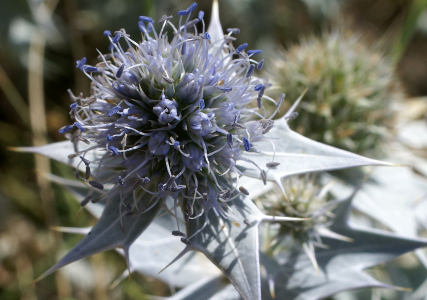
[267,30,405,156]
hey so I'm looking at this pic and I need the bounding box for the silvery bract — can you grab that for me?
[167,188,427,300]
[17,2,422,300]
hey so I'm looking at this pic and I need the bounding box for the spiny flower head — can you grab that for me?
[59,2,281,241]
[257,174,337,250]
[267,30,403,155]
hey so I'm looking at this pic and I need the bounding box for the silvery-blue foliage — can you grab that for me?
[16,1,427,299]
[162,188,427,300]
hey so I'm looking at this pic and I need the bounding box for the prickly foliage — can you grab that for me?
[15,2,426,300]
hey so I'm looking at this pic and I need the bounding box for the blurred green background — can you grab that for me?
[0,0,427,299]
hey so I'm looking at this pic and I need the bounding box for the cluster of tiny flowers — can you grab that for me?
[257,175,336,249]
[59,3,283,242]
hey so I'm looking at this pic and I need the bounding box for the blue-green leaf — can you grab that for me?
[119,213,222,287]
[330,167,427,237]
[207,0,224,44]
[238,115,394,194]
[179,195,303,300]
[261,189,427,300]
[186,196,264,300]
[35,189,162,282]
[166,276,235,300]
[42,172,105,217]
[16,141,120,182]
[14,141,96,172]
[45,173,220,287]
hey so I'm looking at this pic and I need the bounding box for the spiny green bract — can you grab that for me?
[256,174,335,252]
[267,30,403,155]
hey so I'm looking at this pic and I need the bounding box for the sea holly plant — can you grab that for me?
[260,23,427,299]
[258,186,427,300]
[167,185,427,300]
[16,1,413,299]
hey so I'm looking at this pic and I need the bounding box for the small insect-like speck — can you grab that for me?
[239,186,250,195]
[172,230,186,237]
[181,237,191,245]
[266,162,280,168]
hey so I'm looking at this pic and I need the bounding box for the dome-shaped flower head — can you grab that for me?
[257,174,353,270]
[60,2,281,242]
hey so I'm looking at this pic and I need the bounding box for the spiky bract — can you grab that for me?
[257,174,336,252]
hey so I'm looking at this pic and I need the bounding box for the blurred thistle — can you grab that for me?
[267,30,404,155]
[257,174,352,270]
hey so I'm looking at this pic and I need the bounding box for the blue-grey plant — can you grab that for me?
[60,1,279,239]
[166,188,427,300]
[16,2,413,299]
